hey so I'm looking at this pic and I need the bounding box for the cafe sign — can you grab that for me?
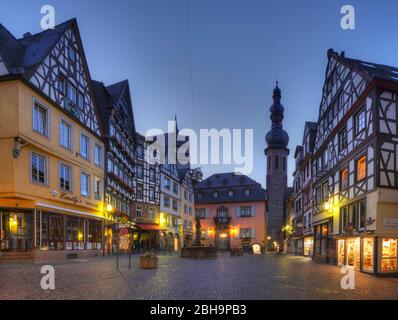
[383,218,398,230]
[59,192,82,204]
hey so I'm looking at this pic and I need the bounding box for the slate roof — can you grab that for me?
[194,172,267,204]
[0,19,74,76]
[91,80,112,134]
[328,49,398,84]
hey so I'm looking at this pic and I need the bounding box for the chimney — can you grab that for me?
[23,32,32,38]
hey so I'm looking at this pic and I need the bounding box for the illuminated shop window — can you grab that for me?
[382,238,397,272]
[337,239,345,266]
[363,238,374,272]
[347,238,360,270]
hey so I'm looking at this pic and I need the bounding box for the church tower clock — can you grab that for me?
[265,82,289,251]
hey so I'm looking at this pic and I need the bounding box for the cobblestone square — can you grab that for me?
[1,253,398,300]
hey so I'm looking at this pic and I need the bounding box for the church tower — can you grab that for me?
[265,82,289,251]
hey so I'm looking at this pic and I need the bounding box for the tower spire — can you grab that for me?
[265,82,289,149]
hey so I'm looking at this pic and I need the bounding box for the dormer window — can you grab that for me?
[228,190,234,197]
[245,189,251,196]
[197,192,202,199]
[213,191,218,198]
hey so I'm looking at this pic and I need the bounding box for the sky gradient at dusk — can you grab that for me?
[1,0,398,187]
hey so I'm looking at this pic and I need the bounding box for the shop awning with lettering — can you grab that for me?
[135,223,166,231]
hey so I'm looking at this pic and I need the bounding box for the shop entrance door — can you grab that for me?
[216,234,230,250]
[347,238,360,270]
[1,212,33,251]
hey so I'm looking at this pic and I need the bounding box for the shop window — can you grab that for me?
[363,238,374,272]
[347,238,361,270]
[337,240,345,266]
[41,213,63,250]
[66,217,84,250]
[381,238,397,272]
[356,156,367,181]
[88,220,102,244]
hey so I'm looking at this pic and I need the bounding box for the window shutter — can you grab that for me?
[251,206,256,217]
[251,228,256,239]
[235,207,241,217]
[236,228,241,239]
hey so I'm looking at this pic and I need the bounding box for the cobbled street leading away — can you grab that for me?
[1,253,398,300]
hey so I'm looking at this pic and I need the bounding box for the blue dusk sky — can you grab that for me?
[1,0,398,187]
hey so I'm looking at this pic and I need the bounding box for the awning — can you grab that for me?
[135,223,166,231]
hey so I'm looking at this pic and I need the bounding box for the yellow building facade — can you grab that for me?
[0,79,105,260]
[0,20,106,261]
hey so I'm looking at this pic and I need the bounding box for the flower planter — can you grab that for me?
[140,256,158,269]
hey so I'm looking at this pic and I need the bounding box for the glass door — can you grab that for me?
[347,238,360,270]
[7,212,33,251]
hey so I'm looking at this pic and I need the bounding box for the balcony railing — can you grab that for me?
[214,216,231,229]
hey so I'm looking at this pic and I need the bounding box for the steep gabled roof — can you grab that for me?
[327,49,398,84]
[303,121,317,151]
[0,19,74,75]
[106,80,136,137]
[176,163,190,182]
[91,80,112,135]
[0,23,22,72]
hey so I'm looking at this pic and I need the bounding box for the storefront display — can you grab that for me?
[362,238,374,272]
[337,239,345,266]
[303,237,313,256]
[381,238,397,272]
[347,238,360,270]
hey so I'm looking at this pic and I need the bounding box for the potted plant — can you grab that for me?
[140,251,158,269]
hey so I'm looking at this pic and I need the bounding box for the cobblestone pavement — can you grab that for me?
[1,252,398,300]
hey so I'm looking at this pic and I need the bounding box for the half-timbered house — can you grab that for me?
[131,133,161,251]
[0,19,105,261]
[92,79,136,254]
[312,49,398,275]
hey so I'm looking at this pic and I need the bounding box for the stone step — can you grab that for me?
[0,252,34,263]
